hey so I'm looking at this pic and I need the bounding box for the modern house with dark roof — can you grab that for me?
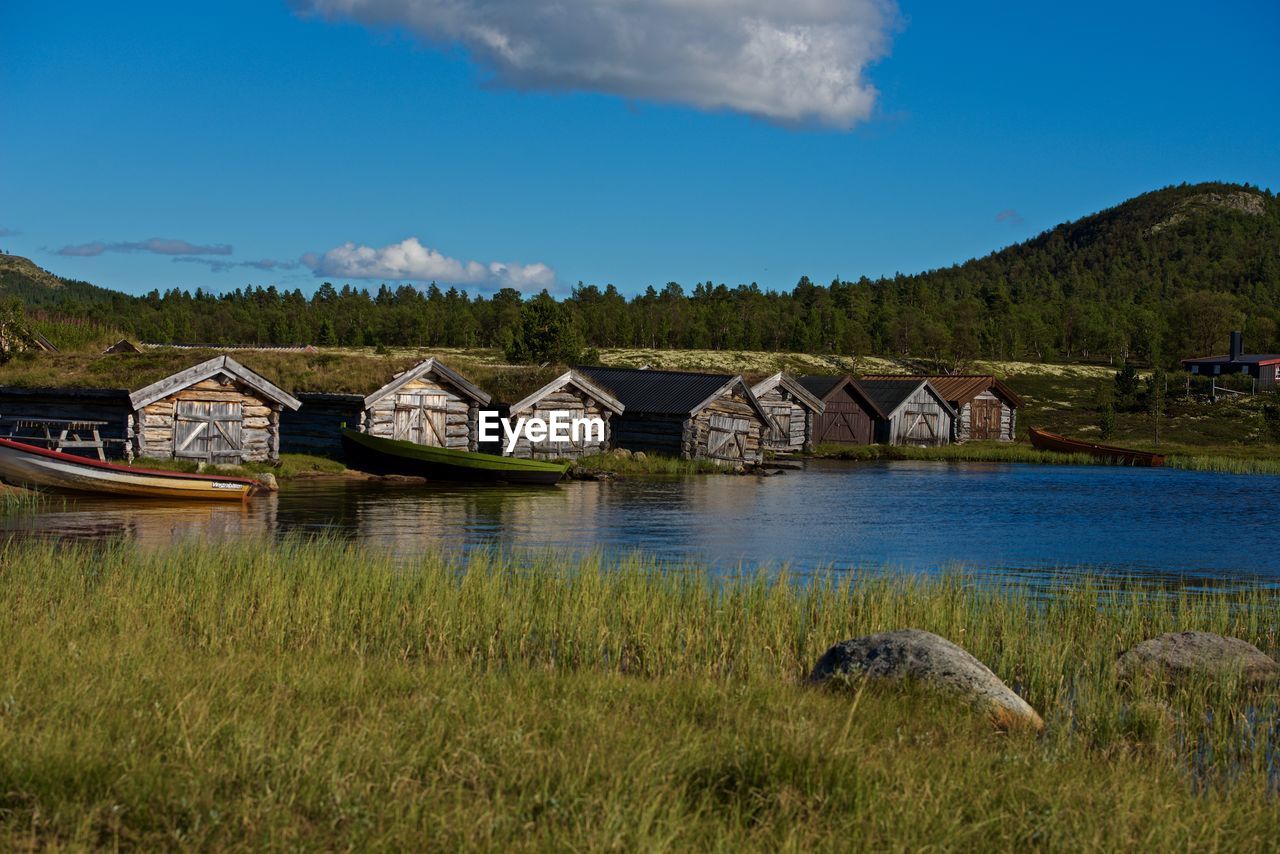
[852,378,956,446]
[1182,331,1280,391]
[795,375,884,446]
[576,366,776,465]
[860,374,1021,442]
[750,372,825,452]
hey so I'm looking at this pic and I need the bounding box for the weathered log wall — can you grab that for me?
[506,387,611,460]
[280,393,363,457]
[753,386,811,452]
[877,388,953,447]
[135,376,282,463]
[0,388,133,457]
[688,387,766,464]
[364,375,477,451]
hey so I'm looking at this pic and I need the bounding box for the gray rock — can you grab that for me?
[254,472,278,492]
[632,451,647,462]
[610,448,632,459]
[810,628,1044,732]
[1116,631,1278,687]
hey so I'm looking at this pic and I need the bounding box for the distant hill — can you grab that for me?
[0,180,1275,364]
[0,253,123,309]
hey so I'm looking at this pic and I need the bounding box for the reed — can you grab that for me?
[809,442,1098,466]
[2,538,1279,848]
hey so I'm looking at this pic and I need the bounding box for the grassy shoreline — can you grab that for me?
[3,538,1280,848]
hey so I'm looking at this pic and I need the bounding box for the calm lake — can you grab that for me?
[2,460,1276,586]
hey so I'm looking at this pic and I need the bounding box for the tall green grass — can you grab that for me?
[3,538,1280,848]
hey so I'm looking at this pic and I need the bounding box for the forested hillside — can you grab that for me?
[3,181,1276,366]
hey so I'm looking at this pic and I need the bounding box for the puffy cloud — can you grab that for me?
[295,0,897,128]
[302,237,556,290]
[55,237,233,257]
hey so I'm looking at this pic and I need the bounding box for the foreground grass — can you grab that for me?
[3,539,1280,848]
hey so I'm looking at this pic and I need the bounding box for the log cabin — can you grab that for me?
[576,366,776,466]
[502,370,624,460]
[750,372,825,452]
[860,374,1021,442]
[356,357,491,451]
[853,378,956,446]
[795,375,885,446]
[128,355,302,463]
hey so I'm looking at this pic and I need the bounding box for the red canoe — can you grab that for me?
[1028,427,1165,467]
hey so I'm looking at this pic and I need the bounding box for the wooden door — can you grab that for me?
[901,409,939,444]
[969,399,1001,440]
[174,400,242,463]
[707,414,749,460]
[393,393,448,446]
[814,401,872,445]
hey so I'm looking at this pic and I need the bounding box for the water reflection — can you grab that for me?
[3,460,1278,587]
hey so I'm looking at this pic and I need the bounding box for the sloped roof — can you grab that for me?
[1182,354,1280,367]
[854,378,956,419]
[751,372,825,415]
[796,375,887,419]
[363,357,492,409]
[508,369,624,415]
[129,355,302,410]
[859,374,1022,408]
[576,366,772,426]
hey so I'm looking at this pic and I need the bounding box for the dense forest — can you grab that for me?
[3,182,1277,367]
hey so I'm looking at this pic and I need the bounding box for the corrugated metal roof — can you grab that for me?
[795,375,845,401]
[576,366,737,416]
[859,374,1022,408]
[854,378,930,415]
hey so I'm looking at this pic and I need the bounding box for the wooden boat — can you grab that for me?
[1028,427,1166,467]
[0,437,261,500]
[341,428,569,485]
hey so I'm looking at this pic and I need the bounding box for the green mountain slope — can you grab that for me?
[1,181,1275,363]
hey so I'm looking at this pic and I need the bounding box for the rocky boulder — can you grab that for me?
[810,628,1044,732]
[1116,631,1278,688]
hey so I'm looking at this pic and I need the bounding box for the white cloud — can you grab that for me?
[55,237,232,257]
[295,0,897,128]
[302,237,556,290]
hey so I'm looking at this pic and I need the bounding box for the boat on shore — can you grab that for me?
[0,437,262,500]
[340,428,569,485]
[1028,427,1166,467]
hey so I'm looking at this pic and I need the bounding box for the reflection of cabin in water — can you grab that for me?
[750,372,825,452]
[502,370,623,460]
[129,355,301,463]
[861,374,1020,442]
[796,375,884,446]
[576,366,775,465]
[854,378,955,446]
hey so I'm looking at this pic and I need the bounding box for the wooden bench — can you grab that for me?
[0,417,110,460]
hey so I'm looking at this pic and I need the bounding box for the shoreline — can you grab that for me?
[3,538,1278,848]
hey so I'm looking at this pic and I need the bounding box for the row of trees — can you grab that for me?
[15,182,1280,367]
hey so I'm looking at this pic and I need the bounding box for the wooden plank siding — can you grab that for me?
[0,388,133,457]
[134,376,283,463]
[280,393,364,457]
[753,387,812,452]
[875,387,954,446]
[686,386,767,465]
[953,391,1017,442]
[506,388,612,460]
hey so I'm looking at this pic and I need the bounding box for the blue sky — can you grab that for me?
[2,0,1277,297]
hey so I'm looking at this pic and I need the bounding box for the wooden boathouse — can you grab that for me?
[854,378,956,446]
[502,370,623,460]
[128,355,301,463]
[795,375,884,446]
[281,358,493,457]
[1182,331,1280,392]
[861,374,1021,442]
[750,372,825,452]
[576,366,776,466]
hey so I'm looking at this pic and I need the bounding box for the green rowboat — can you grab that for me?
[341,428,570,485]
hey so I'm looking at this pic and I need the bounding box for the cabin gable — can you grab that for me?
[133,372,283,463]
